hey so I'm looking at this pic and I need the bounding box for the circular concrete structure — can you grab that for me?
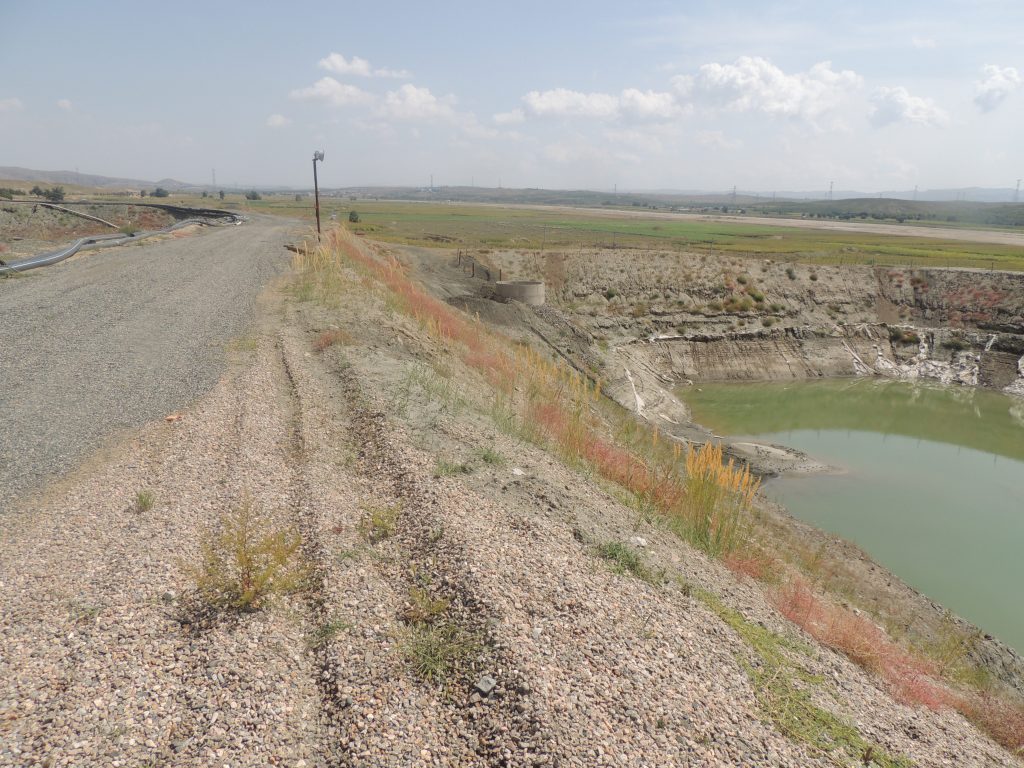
[494,280,545,306]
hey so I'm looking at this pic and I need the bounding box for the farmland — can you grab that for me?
[170,193,1024,271]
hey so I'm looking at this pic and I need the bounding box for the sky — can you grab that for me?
[1,1,1023,193]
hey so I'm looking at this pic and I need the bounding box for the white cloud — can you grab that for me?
[379,84,455,121]
[56,98,73,111]
[318,52,410,79]
[0,97,23,113]
[266,113,291,128]
[974,64,1021,112]
[493,108,525,124]
[695,130,742,150]
[678,57,862,120]
[522,87,680,120]
[869,86,948,127]
[911,36,937,49]
[289,77,374,107]
[524,88,620,119]
[619,89,681,119]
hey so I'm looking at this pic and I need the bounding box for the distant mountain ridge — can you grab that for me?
[1,166,1020,203]
[0,166,195,191]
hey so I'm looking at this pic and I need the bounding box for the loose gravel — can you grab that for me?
[1,232,1018,767]
[0,215,294,511]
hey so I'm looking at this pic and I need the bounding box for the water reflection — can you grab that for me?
[683,378,1024,463]
[682,378,1024,654]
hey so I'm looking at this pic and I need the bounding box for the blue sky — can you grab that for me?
[2,1,1022,192]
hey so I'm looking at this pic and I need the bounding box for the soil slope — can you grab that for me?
[2,231,1019,767]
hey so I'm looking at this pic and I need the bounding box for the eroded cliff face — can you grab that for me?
[487,248,1024,395]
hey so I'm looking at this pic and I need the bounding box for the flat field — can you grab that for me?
[192,196,1024,271]
[13,181,1024,271]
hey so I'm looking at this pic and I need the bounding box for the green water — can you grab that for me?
[682,378,1024,654]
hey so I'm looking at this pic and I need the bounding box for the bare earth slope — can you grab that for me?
[0,215,294,510]
[1,231,1018,766]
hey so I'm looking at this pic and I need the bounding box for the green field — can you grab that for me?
[42,188,1024,271]
[232,197,1024,271]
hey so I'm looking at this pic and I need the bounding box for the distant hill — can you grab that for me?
[0,166,196,191]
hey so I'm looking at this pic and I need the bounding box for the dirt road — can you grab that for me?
[0,215,296,511]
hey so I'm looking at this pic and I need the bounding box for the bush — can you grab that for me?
[942,337,970,351]
[786,267,797,280]
[245,190,261,201]
[43,186,65,202]
[151,187,170,198]
[348,210,360,223]
[188,498,307,611]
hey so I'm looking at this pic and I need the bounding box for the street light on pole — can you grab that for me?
[312,150,325,240]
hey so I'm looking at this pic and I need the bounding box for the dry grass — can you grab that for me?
[188,498,308,612]
[313,328,352,351]
[302,225,1024,754]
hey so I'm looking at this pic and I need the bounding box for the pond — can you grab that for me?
[681,378,1024,654]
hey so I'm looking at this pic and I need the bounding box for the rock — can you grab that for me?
[629,536,648,548]
[474,675,497,696]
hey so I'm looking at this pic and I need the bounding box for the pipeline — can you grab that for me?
[0,214,238,276]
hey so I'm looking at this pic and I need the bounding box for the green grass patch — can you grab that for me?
[359,503,400,543]
[594,541,662,585]
[696,590,912,768]
[434,458,473,477]
[134,490,154,512]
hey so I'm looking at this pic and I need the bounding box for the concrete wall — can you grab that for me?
[495,280,545,306]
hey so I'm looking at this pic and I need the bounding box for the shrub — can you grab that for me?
[245,190,261,201]
[786,267,797,280]
[189,499,307,611]
[348,210,360,223]
[43,186,65,202]
[151,187,170,198]
[676,442,759,557]
[942,337,969,351]
[809,272,818,282]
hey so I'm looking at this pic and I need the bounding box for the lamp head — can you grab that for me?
[313,150,325,162]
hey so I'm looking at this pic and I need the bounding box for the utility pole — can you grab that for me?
[731,185,737,204]
[430,174,433,191]
[913,185,918,201]
[1015,179,1021,203]
[212,168,216,190]
[312,150,324,240]
[828,181,834,201]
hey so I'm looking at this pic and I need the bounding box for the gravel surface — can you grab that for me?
[0,215,294,511]
[1,231,1018,767]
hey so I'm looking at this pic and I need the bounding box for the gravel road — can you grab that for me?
[0,215,295,511]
